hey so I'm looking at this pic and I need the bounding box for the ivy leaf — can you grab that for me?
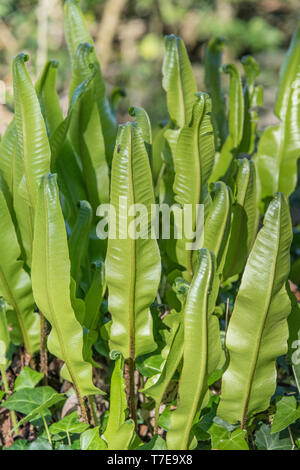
[14,367,44,391]
[208,422,248,450]
[27,438,52,451]
[138,435,167,450]
[49,411,89,436]
[271,396,300,434]
[2,386,65,427]
[255,424,292,450]
[4,439,29,450]
[80,427,107,450]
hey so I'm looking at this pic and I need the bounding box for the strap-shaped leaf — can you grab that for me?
[162,35,197,128]
[68,200,92,288]
[223,159,259,279]
[128,106,152,163]
[68,43,112,207]
[31,173,101,397]
[210,64,244,182]
[204,37,227,148]
[0,301,10,369]
[238,56,263,155]
[218,193,292,425]
[50,73,94,167]
[84,261,106,330]
[106,420,137,450]
[64,0,94,66]
[142,310,184,423]
[152,125,166,188]
[104,352,127,446]
[159,127,178,205]
[0,119,16,205]
[172,93,215,276]
[106,122,161,359]
[13,53,51,208]
[12,53,51,265]
[65,0,116,196]
[173,93,215,209]
[167,249,222,450]
[35,58,88,228]
[0,190,39,355]
[202,181,232,275]
[255,22,300,199]
[36,60,63,136]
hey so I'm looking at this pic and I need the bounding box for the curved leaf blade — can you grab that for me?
[0,190,39,354]
[167,249,222,450]
[162,35,197,128]
[106,123,161,359]
[218,193,293,425]
[31,173,101,397]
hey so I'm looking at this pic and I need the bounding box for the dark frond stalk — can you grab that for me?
[125,358,138,430]
[39,311,48,384]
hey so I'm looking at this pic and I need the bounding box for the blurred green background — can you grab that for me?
[0,0,299,133]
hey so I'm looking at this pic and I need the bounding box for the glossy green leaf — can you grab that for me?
[13,53,51,209]
[28,438,52,451]
[84,261,106,330]
[158,126,178,205]
[105,420,136,450]
[104,352,127,446]
[64,0,94,66]
[210,64,244,182]
[0,189,39,354]
[238,56,263,155]
[65,0,116,203]
[204,37,227,148]
[31,173,101,397]
[49,411,89,436]
[255,22,300,200]
[3,386,63,416]
[143,310,183,422]
[202,181,232,276]
[271,396,300,434]
[49,73,94,167]
[0,300,10,369]
[208,423,248,450]
[287,285,300,392]
[36,60,63,136]
[80,427,107,450]
[173,93,215,276]
[68,43,112,208]
[0,119,16,207]
[106,123,161,359]
[152,125,166,188]
[138,435,167,450]
[128,106,152,163]
[255,424,292,450]
[68,200,92,287]
[14,367,43,391]
[218,193,293,425]
[4,439,29,450]
[167,249,222,450]
[35,57,88,227]
[162,35,197,128]
[11,391,65,430]
[223,159,259,279]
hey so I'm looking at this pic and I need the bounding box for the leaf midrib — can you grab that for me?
[240,207,281,425]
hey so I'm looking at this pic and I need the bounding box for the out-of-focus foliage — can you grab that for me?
[0,0,298,131]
